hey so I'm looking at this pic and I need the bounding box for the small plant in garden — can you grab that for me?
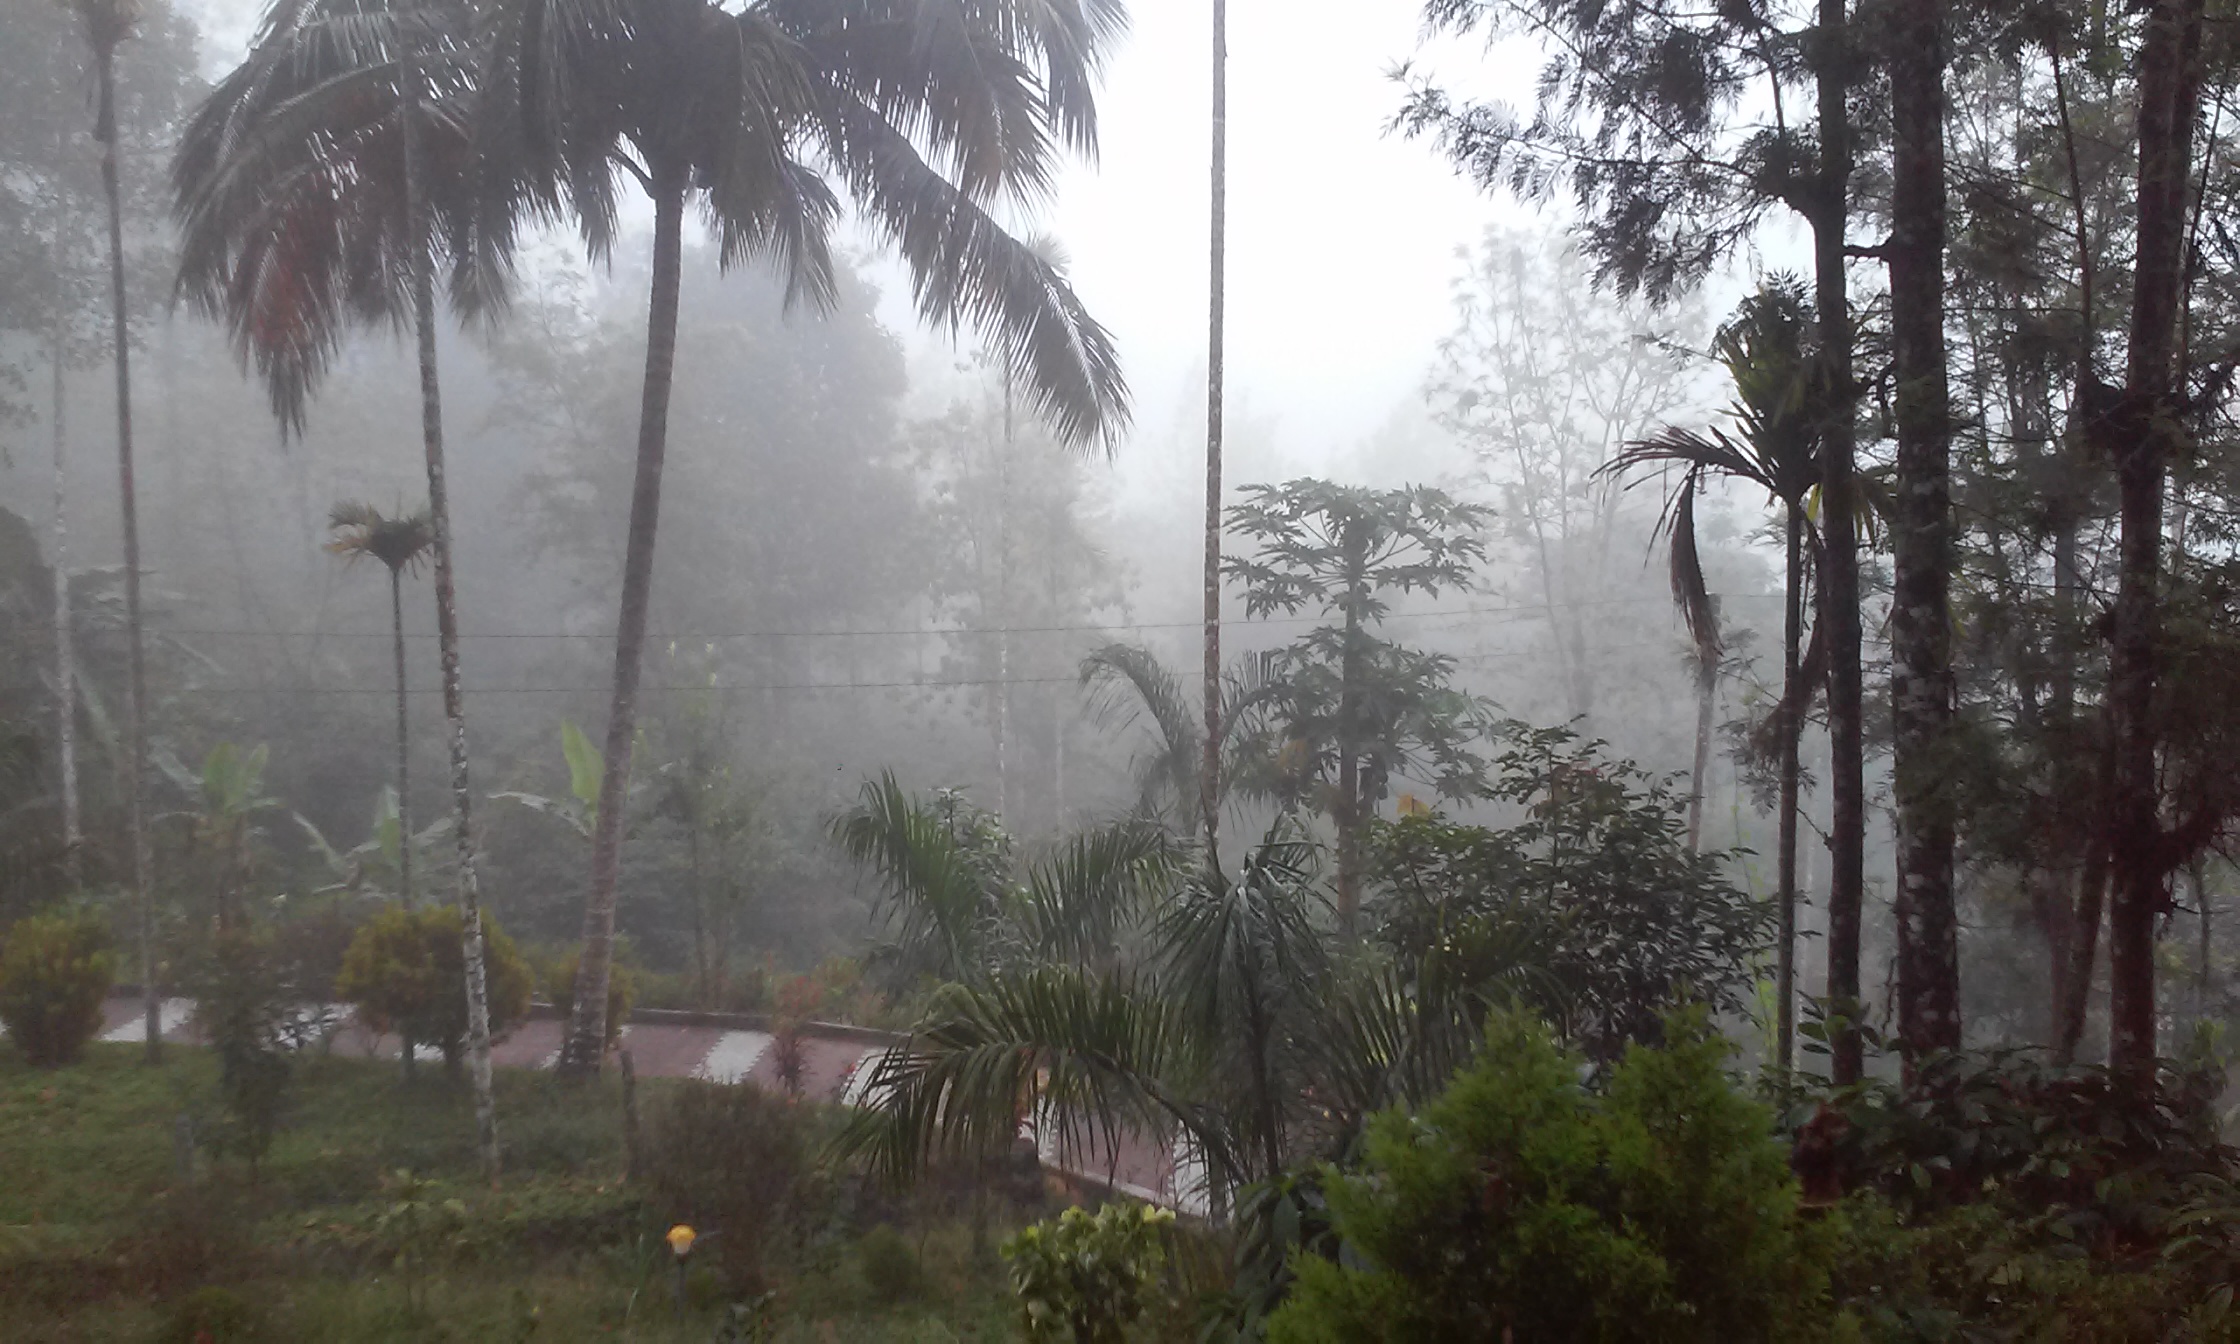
[191,929,296,1170]
[371,1169,468,1317]
[1002,1202,1175,1344]
[0,907,115,1065]
[334,905,531,1073]
[857,1222,923,1304]
[770,972,822,1096]
[643,1079,815,1292]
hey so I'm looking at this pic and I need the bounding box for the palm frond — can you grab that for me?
[823,96,1128,450]
[1015,818,1173,966]
[831,964,1218,1189]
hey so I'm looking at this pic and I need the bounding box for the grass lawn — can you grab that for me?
[0,1043,1023,1342]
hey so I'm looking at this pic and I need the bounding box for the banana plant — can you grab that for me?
[295,786,452,904]
[492,721,633,841]
[155,742,282,933]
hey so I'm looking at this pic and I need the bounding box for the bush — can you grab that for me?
[188,929,295,1169]
[857,1222,923,1304]
[334,905,531,1071]
[1002,1202,1175,1344]
[643,1080,817,1291]
[1267,1008,1834,1343]
[1808,1048,2240,1340]
[156,1284,266,1344]
[0,907,115,1066]
[542,946,634,1049]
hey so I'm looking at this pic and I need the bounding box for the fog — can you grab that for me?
[0,0,1853,983]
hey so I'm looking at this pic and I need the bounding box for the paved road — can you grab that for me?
[90,997,1201,1212]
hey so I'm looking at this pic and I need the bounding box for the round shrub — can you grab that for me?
[0,907,116,1066]
[858,1222,923,1304]
[334,905,531,1070]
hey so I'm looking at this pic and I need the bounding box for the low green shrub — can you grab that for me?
[857,1222,923,1304]
[1002,1202,1175,1344]
[643,1080,817,1292]
[1267,1007,1835,1343]
[189,929,295,1169]
[156,1284,266,1344]
[0,907,115,1066]
[334,906,531,1070]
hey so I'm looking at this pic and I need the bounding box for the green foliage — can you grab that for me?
[189,928,296,1169]
[540,946,635,1050]
[1805,1050,2240,1341]
[857,1222,923,1304]
[1221,478,1495,828]
[1267,1009,1832,1343]
[0,908,115,1066]
[333,906,531,1070]
[1001,1201,1175,1344]
[1368,726,1772,1060]
[643,1080,818,1292]
[157,1284,268,1344]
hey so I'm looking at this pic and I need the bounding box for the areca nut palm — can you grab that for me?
[1604,276,1822,1072]
[473,0,1135,1073]
[174,0,508,1179]
[326,502,434,906]
[65,0,161,1062]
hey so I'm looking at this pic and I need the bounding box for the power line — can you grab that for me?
[146,594,1707,642]
[11,640,1677,699]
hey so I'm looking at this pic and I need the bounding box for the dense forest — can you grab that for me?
[5,0,2240,1336]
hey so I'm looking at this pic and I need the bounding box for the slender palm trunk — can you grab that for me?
[1775,509,1804,1074]
[1686,655,1715,852]
[1199,0,1228,863]
[93,43,157,1064]
[1810,0,1866,1085]
[403,69,498,1175]
[1888,0,1960,1064]
[52,313,82,890]
[996,375,1013,819]
[561,168,687,1074]
[391,569,413,907]
[2106,0,2206,1077]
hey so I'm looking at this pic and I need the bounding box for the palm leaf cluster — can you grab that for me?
[324,500,434,575]
[828,738,1762,1212]
[475,0,1131,446]
[174,0,495,432]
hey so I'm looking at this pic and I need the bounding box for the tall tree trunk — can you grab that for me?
[561,168,687,1075]
[51,312,82,890]
[1888,0,1961,1064]
[996,374,1013,819]
[1335,596,1363,931]
[2106,0,2206,1077]
[1810,0,1867,1085]
[1199,0,1228,863]
[2057,818,2111,1062]
[391,569,413,907]
[403,68,498,1175]
[94,41,157,1064]
[1686,654,1715,853]
[1775,508,1804,1074]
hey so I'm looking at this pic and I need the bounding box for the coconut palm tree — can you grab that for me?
[1605,277,1822,1072]
[473,0,1133,1073]
[174,0,507,1177]
[325,502,434,906]
[63,0,160,1062]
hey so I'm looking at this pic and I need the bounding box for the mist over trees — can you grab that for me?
[10,0,2240,1331]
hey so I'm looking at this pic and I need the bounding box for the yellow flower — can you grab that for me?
[666,1224,697,1258]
